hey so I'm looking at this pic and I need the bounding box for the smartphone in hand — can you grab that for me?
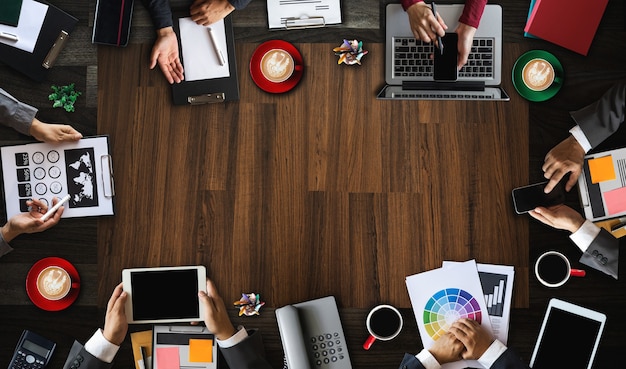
[433,33,458,81]
[512,179,567,214]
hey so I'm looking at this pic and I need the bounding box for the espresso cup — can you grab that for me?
[535,251,586,288]
[521,58,560,91]
[36,266,78,300]
[363,304,403,350]
[260,49,300,83]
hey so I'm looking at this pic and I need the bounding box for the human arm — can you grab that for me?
[63,283,127,369]
[398,332,464,369]
[542,135,586,193]
[149,27,184,84]
[198,279,272,369]
[403,1,447,45]
[190,0,251,26]
[0,198,64,245]
[29,118,82,143]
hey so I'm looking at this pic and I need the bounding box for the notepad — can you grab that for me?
[0,0,23,26]
[524,0,608,56]
[588,155,616,183]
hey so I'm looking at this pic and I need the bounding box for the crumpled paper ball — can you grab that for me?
[234,293,265,316]
[333,39,368,65]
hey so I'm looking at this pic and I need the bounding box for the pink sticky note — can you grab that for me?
[604,187,626,215]
[156,347,180,369]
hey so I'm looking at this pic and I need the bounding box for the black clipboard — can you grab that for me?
[0,0,77,82]
[171,13,239,105]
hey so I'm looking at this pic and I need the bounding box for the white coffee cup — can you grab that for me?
[260,49,301,83]
[521,58,559,91]
[535,251,586,288]
[363,304,403,350]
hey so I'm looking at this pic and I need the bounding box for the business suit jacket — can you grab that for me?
[570,81,624,279]
[398,348,529,369]
[62,329,272,369]
[142,0,253,29]
[1,87,36,136]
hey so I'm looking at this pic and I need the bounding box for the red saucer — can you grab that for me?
[250,40,304,93]
[26,257,80,311]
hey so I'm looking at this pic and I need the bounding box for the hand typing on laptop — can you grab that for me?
[401,0,486,69]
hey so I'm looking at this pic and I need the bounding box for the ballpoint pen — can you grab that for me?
[0,32,19,42]
[430,2,444,55]
[207,27,226,66]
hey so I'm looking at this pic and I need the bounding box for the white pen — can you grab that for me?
[40,194,71,221]
[0,32,19,42]
[207,27,226,66]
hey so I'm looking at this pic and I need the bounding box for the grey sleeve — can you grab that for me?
[570,81,626,148]
[0,230,14,258]
[0,88,37,136]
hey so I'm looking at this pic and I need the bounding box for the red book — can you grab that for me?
[524,0,608,56]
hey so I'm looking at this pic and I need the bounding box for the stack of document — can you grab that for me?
[523,0,608,55]
[406,260,514,369]
[266,0,342,29]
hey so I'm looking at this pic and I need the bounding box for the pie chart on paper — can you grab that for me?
[422,288,483,340]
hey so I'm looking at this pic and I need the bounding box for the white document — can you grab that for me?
[1,136,114,219]
[442,261,515,345]
[0,0,48,53]
[406,260,493,369]
[178,17,230,82]
[267,0,342,29]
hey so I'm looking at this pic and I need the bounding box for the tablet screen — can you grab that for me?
[130,269,200,321]
[531,306,603,369]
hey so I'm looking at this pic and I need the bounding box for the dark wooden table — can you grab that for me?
[1,1,625,368]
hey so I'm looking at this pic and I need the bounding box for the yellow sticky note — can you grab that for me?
[588,155,616,184]
[189,339,213,363]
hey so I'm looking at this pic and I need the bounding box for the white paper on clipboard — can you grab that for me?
[267,0,342,29]
[178,17,230,81]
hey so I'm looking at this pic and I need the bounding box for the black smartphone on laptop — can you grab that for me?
[433,33,458,81]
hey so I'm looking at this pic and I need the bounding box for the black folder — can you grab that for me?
[171,12,239,105]
[0,0,77,82]
[92,0,134,47]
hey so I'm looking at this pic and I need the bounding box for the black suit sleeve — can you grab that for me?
[219,329,273,369]
[228,0,252,10]
[141,0,173,29]
[491,347,530,369]
[579,228,619,279]
[570,81,626,148]
[62,341,112,369]
[397,353,427,369]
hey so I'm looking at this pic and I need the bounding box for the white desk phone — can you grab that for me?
[275,296,353,369]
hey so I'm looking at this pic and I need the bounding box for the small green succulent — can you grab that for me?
[49,83,81,112]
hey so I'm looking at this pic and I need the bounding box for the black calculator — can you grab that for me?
[9,330,56,369]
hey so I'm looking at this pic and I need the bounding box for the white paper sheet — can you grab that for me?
[405,260,494,369]
[1,136,114,219]
[0,0,48,53]
[178,17,230,82]
[267,0,342,29]
[442,261,515,345]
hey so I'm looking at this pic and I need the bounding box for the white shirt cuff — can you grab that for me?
[215,326,248,348]
[84,329,120,364]
[569,126,592,153]
[416,348,442,369]
[477,340,507,369]
[570,220,601,252]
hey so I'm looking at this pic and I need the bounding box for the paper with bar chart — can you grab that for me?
[406,260,494,369]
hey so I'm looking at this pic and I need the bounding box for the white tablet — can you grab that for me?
[530,298,606,369]
[122,266,206,324]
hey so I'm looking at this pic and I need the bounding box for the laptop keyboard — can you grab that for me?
[393,37,494,79]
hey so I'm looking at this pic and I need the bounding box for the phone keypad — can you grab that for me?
[310,332,347,366]
[10,351,45,369]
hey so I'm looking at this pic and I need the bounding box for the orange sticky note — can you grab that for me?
[588,155,616,183]
[189,339,213,363]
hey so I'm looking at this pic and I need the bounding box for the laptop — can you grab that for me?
[377,3,509,101]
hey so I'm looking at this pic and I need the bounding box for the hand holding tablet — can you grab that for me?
[122,266,207,324]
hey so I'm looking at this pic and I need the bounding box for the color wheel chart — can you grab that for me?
[423,288,482,340]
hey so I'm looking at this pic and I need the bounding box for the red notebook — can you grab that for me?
[524,0,608,56]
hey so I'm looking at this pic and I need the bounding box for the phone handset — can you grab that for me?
[276,305,312,369]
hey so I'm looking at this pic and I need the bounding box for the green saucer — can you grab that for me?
[512,50,563,102]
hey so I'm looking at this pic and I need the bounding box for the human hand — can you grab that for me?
[542,135,585,193]
[0,198,64,243]
[428,331,464,364]
[529,205,585,233]
[406,2,447,44]
[190,0,235,26]
[455,22,477,70]
[103,282,128,346]
[150,27,184,84]
[197,279,236,340]
[448,318,493,360]
[29,118,82,143]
